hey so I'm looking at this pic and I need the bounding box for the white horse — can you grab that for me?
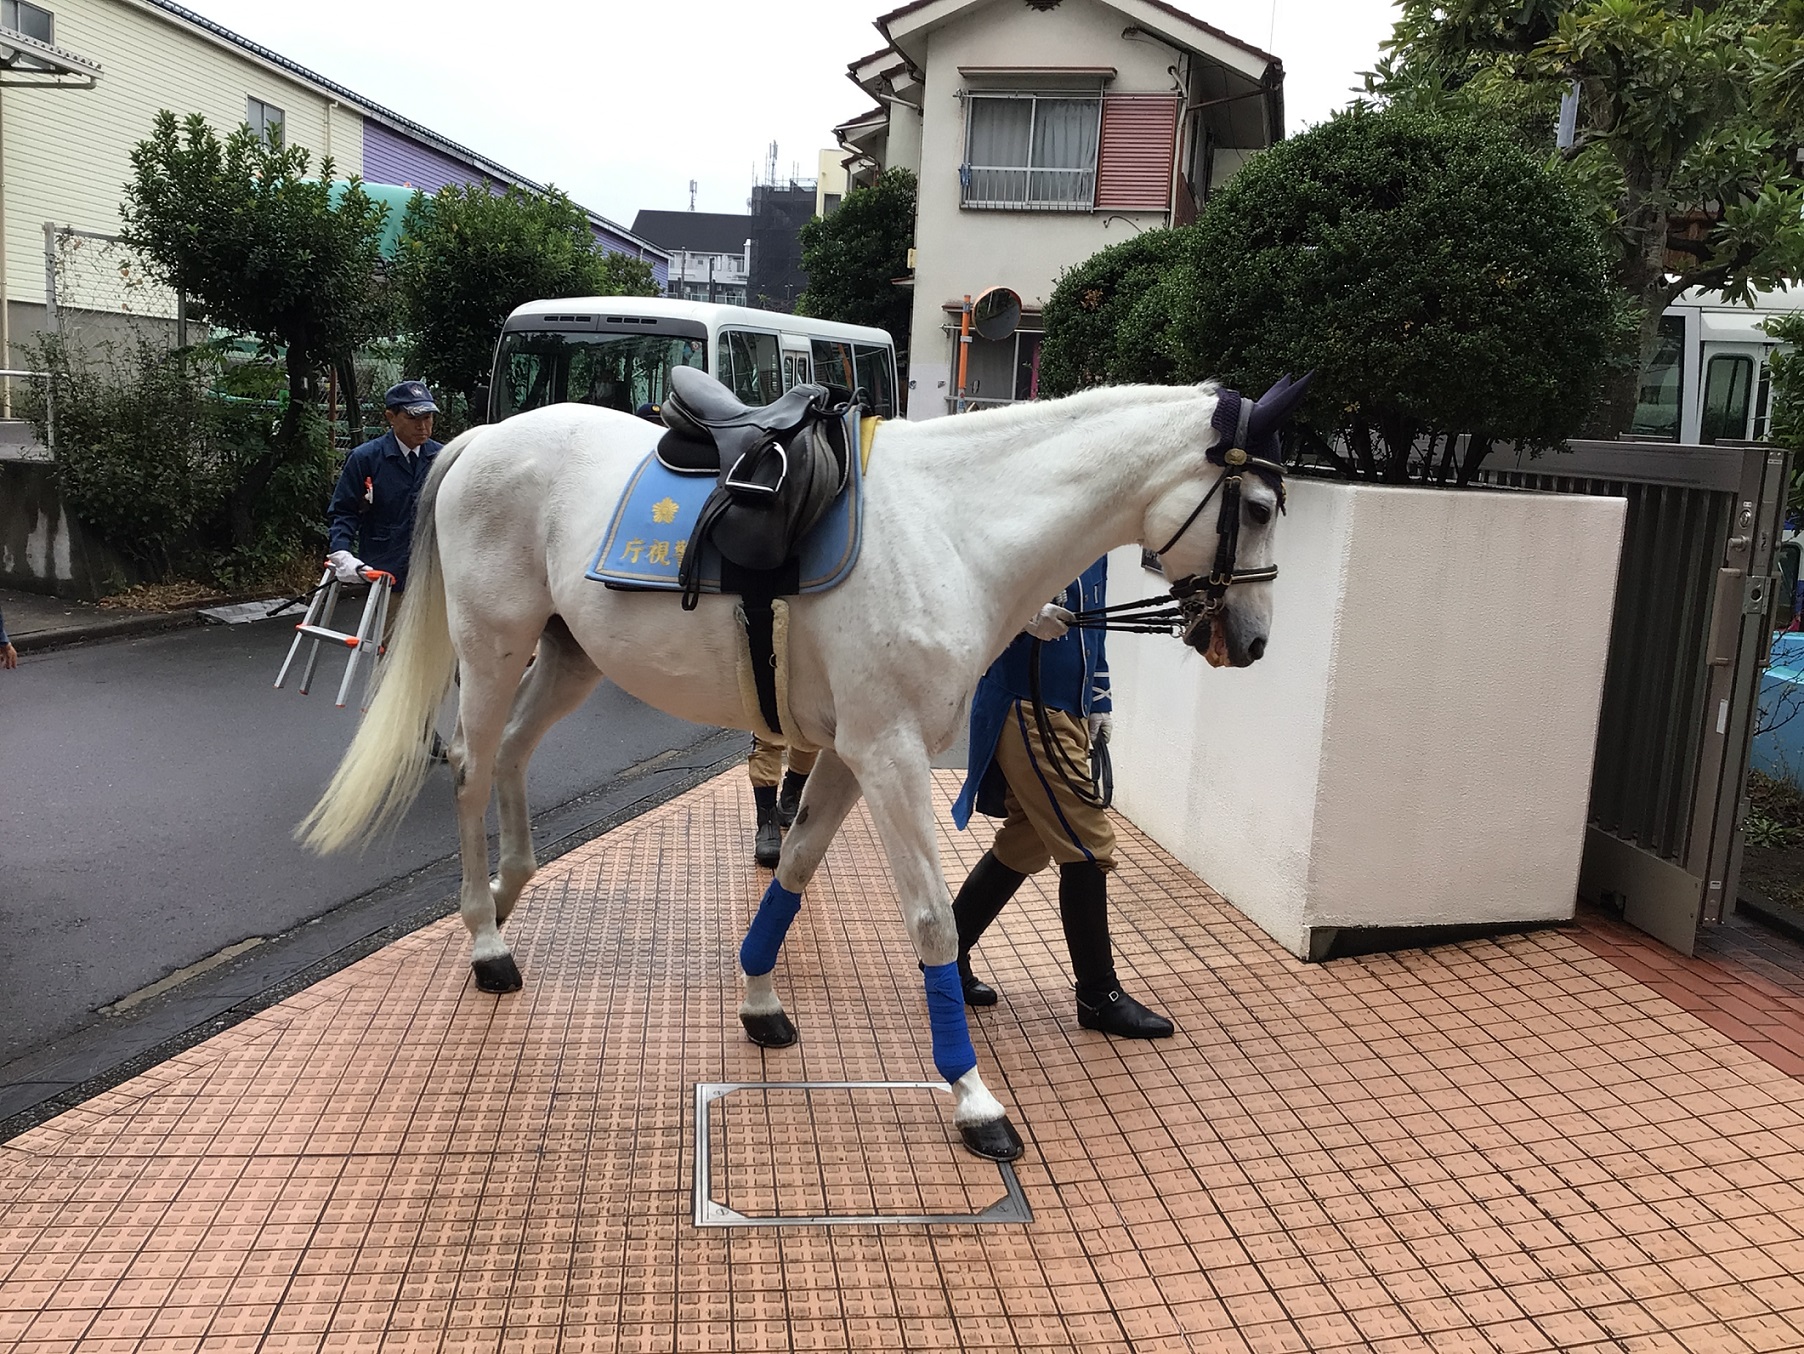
[298,379,1294,1161]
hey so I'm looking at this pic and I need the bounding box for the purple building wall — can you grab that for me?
[360,120,668,288]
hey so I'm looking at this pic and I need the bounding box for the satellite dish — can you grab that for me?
[971,286,1022,342]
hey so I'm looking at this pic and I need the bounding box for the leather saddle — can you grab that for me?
[659,365,854,608]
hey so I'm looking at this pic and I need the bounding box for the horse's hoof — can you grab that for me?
[740,1010,797,1048]
[960,1116,1025,1162]
[471,955,523,993]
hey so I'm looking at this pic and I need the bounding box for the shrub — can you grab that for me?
[1038,228,1191,398]
[20,335,223,577]
[20,335,334,586]
[1171,108,1617,483]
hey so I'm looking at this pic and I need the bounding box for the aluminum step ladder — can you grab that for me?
[273,565,394,709]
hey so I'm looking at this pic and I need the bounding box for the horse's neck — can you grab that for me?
[911,393,1207,634]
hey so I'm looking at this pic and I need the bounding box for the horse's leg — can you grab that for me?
[491,617,604,926]
[838,735,1023,1161]
[448,640,538,994]
[736,749,862,1047]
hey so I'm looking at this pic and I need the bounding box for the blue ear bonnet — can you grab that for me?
[1207,372,1313,498]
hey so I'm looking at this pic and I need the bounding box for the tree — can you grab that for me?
[121,111,390,544]
[390,183,657,416]
[1767,312,1804,517]
[795,169,916,373]
[1037,228,1192,397]
[1039,110,1615,484]
[1366,0,1804,435]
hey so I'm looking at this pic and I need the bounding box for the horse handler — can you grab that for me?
[749,736,816,868]
[948,555,1173,1039]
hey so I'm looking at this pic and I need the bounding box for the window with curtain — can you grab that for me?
[962,94,1099,210]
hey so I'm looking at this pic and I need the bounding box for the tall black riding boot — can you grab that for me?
[948,850,1028,1006]
[1060,860,1173,1039]
[776,770,808,829]
[752,784,781,868]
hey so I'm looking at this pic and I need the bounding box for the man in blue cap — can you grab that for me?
[326,379,443,592]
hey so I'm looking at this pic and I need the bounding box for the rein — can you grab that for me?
[1016,378,1306,813]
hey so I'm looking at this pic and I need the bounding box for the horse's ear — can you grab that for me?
[1246,370,1314,452]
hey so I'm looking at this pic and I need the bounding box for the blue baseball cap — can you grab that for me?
[385,380,438,416]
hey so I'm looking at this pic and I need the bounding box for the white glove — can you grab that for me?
[1024,603,1074,641]
[327,550,367,584]
[1087,711,1113,746]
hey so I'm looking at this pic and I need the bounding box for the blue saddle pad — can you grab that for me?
[586,428,865,595]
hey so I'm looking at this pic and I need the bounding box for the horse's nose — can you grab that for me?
[1247,636,1267,661]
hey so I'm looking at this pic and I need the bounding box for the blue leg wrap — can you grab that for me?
[922,961,978,1085]
[739,879,802,977]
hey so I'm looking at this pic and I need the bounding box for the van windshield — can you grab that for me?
[494,331,707,419]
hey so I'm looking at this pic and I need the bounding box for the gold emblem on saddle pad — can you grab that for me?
[651,496,681,525]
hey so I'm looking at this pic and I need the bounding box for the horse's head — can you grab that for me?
[1143,374,1312,669]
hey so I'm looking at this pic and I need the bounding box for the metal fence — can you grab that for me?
[43,223,184,349]
[1480,438,1791,953]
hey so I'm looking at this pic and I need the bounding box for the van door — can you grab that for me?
[1698,346,1764,444]
[780,336,812,391]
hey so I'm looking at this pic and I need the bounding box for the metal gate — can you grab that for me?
[1481,438,1790,954]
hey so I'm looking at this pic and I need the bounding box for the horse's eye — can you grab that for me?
[1247,501,1273,526]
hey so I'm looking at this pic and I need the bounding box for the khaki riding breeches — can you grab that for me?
[749,735,819,787]
[989,701,1116,875]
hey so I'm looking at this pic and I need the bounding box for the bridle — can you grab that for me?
[1025,382,1298,808]
[1152,392,1287,641]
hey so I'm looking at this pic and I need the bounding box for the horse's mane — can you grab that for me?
[884,381,1220,453]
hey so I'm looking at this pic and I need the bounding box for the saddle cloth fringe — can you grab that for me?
[734,598,818,753]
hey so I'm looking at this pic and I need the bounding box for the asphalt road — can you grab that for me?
[0,616,738,1095]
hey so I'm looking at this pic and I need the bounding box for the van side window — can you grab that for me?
[1700,354,1753,445]
[812,340,855,392]
[716,329,783,404]
[1629,314,1686,441]
[853,342,897,419]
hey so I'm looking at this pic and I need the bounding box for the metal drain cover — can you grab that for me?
[693,1081,1032,1227]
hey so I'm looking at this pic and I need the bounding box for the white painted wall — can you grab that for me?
[1108,480,1627,957]
[905,0,1177,417]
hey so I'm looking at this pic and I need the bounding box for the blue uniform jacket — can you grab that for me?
[953,557,1111,828]
[327,430,443,589]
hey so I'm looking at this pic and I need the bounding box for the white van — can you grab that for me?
[488,297,900,423]
[1632,287,1804,444]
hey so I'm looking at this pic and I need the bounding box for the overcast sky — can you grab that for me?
[177,0,1401,230]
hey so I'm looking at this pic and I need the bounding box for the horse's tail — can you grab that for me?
[296,427,480,855]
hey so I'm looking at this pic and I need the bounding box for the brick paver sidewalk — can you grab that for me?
[2,771,1800,1352]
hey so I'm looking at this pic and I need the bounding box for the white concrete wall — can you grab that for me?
[1109,480,1626,957]
[886,104,924,179]
[905,0,1175,417]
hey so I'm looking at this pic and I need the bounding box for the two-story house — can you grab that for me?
[837,0,1282,418]
[0,0,667,379]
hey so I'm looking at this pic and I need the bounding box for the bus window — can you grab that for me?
[1629,313,1686,441]
[853,342,897,419]
[716,329,783,404]
[1701,354,1754,444]
[812,339,856,392]
[781,351,811,391]
[493,331,705,419]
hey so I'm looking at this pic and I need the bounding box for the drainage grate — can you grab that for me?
[692,1081,1032,1227]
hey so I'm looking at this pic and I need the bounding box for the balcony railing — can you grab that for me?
[960,164,1095,211]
